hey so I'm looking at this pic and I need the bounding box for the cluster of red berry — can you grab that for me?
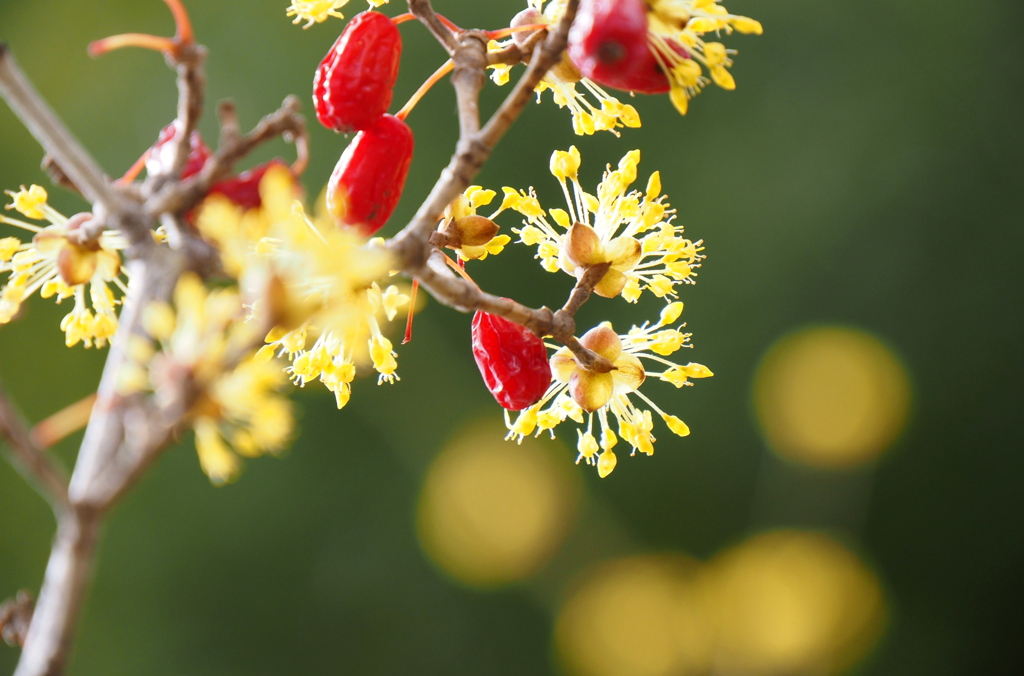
[314,11,413,236]
[144,123,293,210]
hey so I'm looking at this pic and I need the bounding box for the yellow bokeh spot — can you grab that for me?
[753,326,911,468]
[555,555,714,676]
[416,420,579,588]
[707,530,887,675]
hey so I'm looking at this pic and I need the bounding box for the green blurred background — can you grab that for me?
[1,0,1022,674]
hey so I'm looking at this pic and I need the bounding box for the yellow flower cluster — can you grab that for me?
[0,185,128,348]
[120,166,403,482]
[503,146,704,303]
[488,0,643,136]
[506,303,712,477]
[256,279,409,408]
[286,0,389,28]
[194,165,405,409]
[121,273,293,485]
[456,146,713,476]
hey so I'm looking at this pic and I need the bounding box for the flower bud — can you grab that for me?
[570,369,614,412]
[563,222,605,269]
[441,214,500,249]
[579,323,622,361]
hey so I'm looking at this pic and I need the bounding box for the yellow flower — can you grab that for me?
[502,147,705,303]
[489,3,641,136]
[436,186,511,261]
[128,273,293,485]
[1,185,129,347]
[286,0,389,28]
[210,166,406,404]
[506,304,712,476]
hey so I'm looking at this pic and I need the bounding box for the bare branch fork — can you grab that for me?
[0,1,592,674]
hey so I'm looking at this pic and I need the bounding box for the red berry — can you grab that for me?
[568,0,688,94]
[471,310,552,411]
[326,114,414,235]
[147,123,210,178]
[207,159,293,210]
[314,11,402,134]
[569,0,649,84]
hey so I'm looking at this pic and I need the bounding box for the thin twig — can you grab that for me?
[146,96,307,216]
[450,31,488,139]
[561,263,610,317]
[14,509,100,676]
[0,591,34,648]
[0,382,70,515]
[408,0,458,54]
[165,43,207,184]
[389,0,579,260]
[387,0,589,355]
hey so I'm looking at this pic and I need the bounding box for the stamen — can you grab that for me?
[402,279,418,344]
[396,59,454,121]
[30,393,97,449]
[163,0,194,45]
[89,34,177,57]
[117,151,150,185]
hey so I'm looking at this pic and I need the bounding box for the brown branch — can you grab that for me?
[562,335,614,373]
[408,0,458,54]
[1,591,34,648]
[145,96,307,216]
[166,43,207,183]
[0,44,121,214]
[389,0,579,264]
[14,509,100,676]
[478,3,575,150]
[0,382,70,515]
[561,263,610,316]
[450,30,488,140]
[387,0,604,368]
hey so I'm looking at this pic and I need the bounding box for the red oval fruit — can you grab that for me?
[314,10,402,134]
[568,0,649,84]
[147,123,210,179]
[208,159,293,210]
[567,0,689,94]
[471,310,552,411]
[326,114,414,235]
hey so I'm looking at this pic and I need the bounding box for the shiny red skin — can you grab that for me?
[591,38,690,94]
[208,159,293,210]
[148,123,210,179]
[569,0,649,86]
[326,114,414,235]
[568,0,690,94]
[471,310,552,411]
[314,11,402,134]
